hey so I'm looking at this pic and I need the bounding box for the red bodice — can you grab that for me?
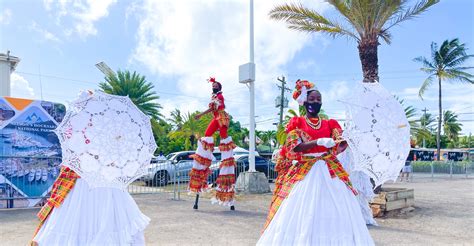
[286,116,342,153]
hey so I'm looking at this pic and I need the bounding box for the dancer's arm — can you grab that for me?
[194,109,212,120]
[293,140,318,152]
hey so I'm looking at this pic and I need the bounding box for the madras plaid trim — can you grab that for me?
[215,190,235,203]
[331,127,344,154]
[215,110,230,128]
[189,169,211,192]
[33,167,79,238]
[219,158,236,168]
[215,174,236,204]
[37,167,79,222]
[285,129,312,161]
[219,141,236,152]
[190,154,212,167]
[200,139,215,152]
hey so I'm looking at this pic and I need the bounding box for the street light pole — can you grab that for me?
[95,61,116,77]
[248,0,256,172]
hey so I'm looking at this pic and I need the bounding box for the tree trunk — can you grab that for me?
[358,36,379,83]
[436,77,442,161]
[190,135,196,149]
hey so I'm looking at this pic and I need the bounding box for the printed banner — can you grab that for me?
[0,97,65,208]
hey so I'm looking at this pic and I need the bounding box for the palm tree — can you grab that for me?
[443,110,463,146]
[239,128,250,148]
[169,109,183,130]
[99,70,162,119]
[415,39,474,160]
[260,130,277,151]
[396,96,431,147]
[269,0,438,82]
[168,112,209,150]
[420,112,436,130]
[458,134,472,149]
[418,112,436,147]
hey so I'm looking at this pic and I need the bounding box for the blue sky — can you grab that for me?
[1,0,473,134]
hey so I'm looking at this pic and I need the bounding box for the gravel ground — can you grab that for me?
[0,175,473,246]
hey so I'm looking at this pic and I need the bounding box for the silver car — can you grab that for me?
[142,151,196,186]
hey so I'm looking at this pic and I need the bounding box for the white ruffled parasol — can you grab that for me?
[55,90,157,189]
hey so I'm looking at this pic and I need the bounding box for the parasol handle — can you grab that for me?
[335,138,346,144]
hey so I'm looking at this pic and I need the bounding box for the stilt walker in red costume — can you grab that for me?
[190,77,236,210]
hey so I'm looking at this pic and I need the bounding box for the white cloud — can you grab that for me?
[10,73,35,99]
[42,0,117,39]
[130,0,328,129]
[0,8,12,25]
[29,21,61,43]
[396,82,474,135]
[322,80,350,102]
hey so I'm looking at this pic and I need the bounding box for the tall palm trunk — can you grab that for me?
[190,135,196,149]
[358,36,379,83]
[436,77,442,161]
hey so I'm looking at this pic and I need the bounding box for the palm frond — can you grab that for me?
[418,76,434,99]
[384,0,439,31]
[326,0,364,36]
[413,56,435,70]
[99,70,162,119]
[445,55,474,68]
[444,69,474,83]
[378,29,392,44]
[269,3,359,41]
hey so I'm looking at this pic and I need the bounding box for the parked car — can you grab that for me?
[143,150,221,187]
[142,151,196,186]
[212,146,259,160]
[208,155,276,182]
[234,155,275,180]
[143,148,269,187]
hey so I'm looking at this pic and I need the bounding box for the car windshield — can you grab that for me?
[165,154,174,160]
[213,153,221,161]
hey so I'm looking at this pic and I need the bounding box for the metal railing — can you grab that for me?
[404,161,474,181]
[0,156,62,209]
[130,159,278,199]
[0,156,278,209]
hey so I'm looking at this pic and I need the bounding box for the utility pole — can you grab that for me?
[276,76,291,127]
[422,107,429,148]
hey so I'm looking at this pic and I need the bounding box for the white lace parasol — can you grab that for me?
[341,82,410,186]
[55,90,157,189]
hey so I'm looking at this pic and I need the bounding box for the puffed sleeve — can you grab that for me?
[283,117,310,162]
[328,119,343,140]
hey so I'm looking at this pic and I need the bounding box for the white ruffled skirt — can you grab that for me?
[257,160,375,246]
[33,179,150,246]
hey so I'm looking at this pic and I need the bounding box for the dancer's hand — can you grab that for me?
[194,114,201,120]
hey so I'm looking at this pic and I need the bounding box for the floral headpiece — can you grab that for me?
[292,79,315,105]
[207,77,222,89]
